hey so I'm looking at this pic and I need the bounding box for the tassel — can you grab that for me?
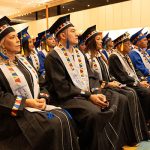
[21,47,24,55]
[46,44,49,52]
[121,42,124,51]
[66,38,70,49]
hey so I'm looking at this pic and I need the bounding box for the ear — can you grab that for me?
[59,32,66,40]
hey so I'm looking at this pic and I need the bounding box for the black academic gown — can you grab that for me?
[89,55,149,145]
[0,57,79,150]
[109,54,150,122]
[45,50,128,150]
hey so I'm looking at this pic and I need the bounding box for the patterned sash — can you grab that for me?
[0,56,39,99]
[112,52,139,82]
[18,56,39,98]
[29,52,40,71]
[86,52,103,81]
[54,44,89,91]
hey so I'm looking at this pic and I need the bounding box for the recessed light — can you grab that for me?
[87,4,90,7]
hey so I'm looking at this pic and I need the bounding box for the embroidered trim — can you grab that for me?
[5,64,21,84]
[55,43,89,91]
[84,31,98,43]
[11,95,22,116]
[55,21,72,35]
[19,57,38,79]
[60,43,85,77]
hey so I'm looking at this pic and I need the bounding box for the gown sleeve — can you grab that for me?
[109,54,136,86]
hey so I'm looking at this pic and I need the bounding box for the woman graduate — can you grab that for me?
[0,16,79,150]
[83,25,149,146]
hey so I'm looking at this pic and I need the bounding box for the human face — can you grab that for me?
[107,39,113,48]
[28,38,35,51]
[137,37,148,49]
[95,34,102,50]
[46,36,56,48]
[123,40,131,54]
[79,43,86,52]
[65,27,78,46]
[0,31,20,54]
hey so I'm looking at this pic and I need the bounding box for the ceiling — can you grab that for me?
[0,0,73,19]
[0,0,130,24]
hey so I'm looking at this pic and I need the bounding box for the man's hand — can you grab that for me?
[140,81,150,88]
[89,94,109,108]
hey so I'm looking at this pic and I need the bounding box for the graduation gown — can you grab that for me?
[0,56,79,150]
[109,53,150,121]
[129,48,150,83]
[45,49,128,150]
[86,53,149,145]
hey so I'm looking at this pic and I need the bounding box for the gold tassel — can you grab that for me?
[121,42,124,51]
[46,44,49,52]
[21,47,24,55]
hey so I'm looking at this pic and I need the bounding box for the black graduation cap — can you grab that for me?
[81,25,100,45]
[34,37,40,48]
[0,16,15,40]
[102,32,111,48]
[38,29,53,42]
[78,34,84,46]
[113,32,130,48]
[130,28,146,45]
[49,14,74,37]
[146,33,150,39]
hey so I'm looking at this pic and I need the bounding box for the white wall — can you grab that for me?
[13,0,150,39]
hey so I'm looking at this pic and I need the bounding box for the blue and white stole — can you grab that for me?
[86,52,103,81]
[54,43,90,91]
[29,51,40,71]
[132,48,150,72]
[0,55,39,99]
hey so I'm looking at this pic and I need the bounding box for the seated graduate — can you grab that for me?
[38,30,56,57]
[18,27,40,71]
[129,29,150,83]
[108,32,150,125]
[0,16,79,150]
[18,27,46,76]
[83,25,149,145]
[101,32,114,60]
[44,14,131,150]
[146,33,150,55]
[78,34,86,53]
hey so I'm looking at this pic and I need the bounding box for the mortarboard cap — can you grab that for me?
[34,37,40,48]
[113,32,130,48]
[49,14,74,37]
[0,16,15,40]
[78,34,84,46]
[38,30,53,42]
[102,32,111,48]
[18,27,30,44]
[130,28,146,45]
[146,33,150,39]
[82,25,100,45]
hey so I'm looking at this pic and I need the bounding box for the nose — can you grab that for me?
[16,36,20,43]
